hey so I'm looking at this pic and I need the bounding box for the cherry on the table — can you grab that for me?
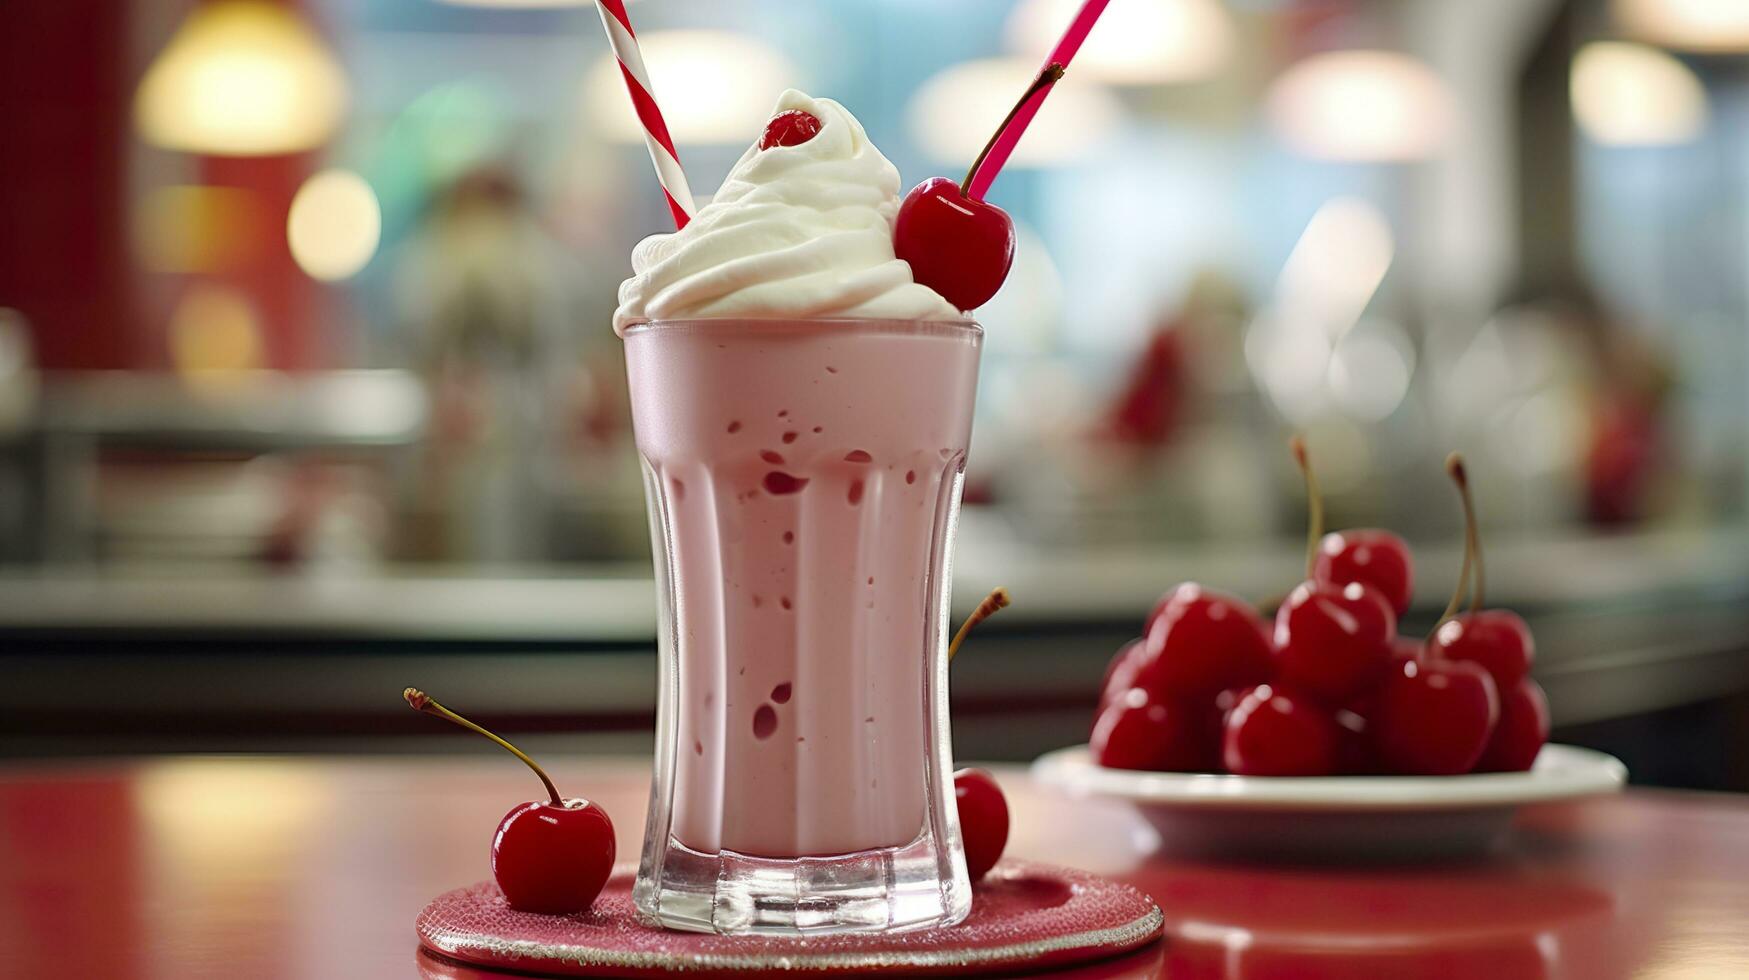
[493,798,616,915]
[953,768,1010,881]
[404,688,616,914]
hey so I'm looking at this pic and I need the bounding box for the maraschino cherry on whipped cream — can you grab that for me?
[613,90,965,334]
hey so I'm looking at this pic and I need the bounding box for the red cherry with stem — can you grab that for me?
[1429,454,1536,689]
[1093,687,1216,772]
[1136,583,1273,700]
[1434,612,1534,688]
[405,688,615,914]
[1097,638,1147,714]
[759,109,821,149]
[953,768,1010,880]
[1474,677,1550,772]
[493,799,617,915]
[1371,656,1499,775]
[1271,438,1397,703]
[1314,529,1414,617]
[1222,684,1339,776]
[945,591,1015,879]
[894,178,1015,311]
[894,65,1063,311]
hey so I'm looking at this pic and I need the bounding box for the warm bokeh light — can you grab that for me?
[1248,197,1404,425]
[1267,50,1453,162]
[134,1,347,156]
[1614,0,1749,52]
[1328,321,1415,422]
[909,58,1122,168]
[1571,42,1707,147]
[168,285,264,380]
[287,169,382,282]
[1004,0,1235,84]
[1277,197,1395,337]
[138,759,334,915]
[136,186,263,274]
[584,31,796,146]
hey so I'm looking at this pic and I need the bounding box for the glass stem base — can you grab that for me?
[635,834,970,936]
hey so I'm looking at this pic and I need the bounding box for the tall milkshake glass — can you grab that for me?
[625,316,981,935]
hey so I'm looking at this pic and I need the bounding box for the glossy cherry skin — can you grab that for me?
[492,798,615,914]
[1221,684,1339,777]
[893,176,1015,311]
[1135,583,1273,701]
[1272,580,1397,704]
[1431,610,1535,690]
[1097,638,1147,715]
[1474,677,1550,772]
[1372,657,1500,775]
[1314,529,1414,617]
[1092,687,1215,773]
[759,109,821,149]
[1332,707,1378,775]
[953,768,1010,880]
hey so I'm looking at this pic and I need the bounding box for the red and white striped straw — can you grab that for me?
[594,0,696,230]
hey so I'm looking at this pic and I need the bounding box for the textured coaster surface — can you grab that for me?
[416,860,1163,977]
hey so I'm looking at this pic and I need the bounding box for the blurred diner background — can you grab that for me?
[3,0,1748,790]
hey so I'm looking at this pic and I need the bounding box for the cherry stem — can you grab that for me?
[1290,435,1322,580]
[1432,452,1480,638]
[949,587,1012,661]
[404,688,562,806]
[961,64,1066,199]
[1448,452,1486,613]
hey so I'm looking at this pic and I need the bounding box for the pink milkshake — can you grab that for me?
[617,93,978,934]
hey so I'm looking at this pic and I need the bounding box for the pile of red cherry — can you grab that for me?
[1093,441,1549,778]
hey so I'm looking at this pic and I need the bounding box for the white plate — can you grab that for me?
[1031,743,1627,860]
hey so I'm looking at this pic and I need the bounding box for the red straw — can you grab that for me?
[594,0,696,230]
[966,0,1112,200]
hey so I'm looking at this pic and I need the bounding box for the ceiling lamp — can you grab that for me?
[135,1,347,156]
[584,31,797,146]
[1614,0,1749,53]
[909,58,1122,168]
[1004,0,1234,84]
[1266,50,1453,162]
[1571,42,1707,147]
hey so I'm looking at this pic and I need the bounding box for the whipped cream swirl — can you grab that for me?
[613,90,963,333]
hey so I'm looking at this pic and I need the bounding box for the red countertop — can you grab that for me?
[2,756,1746,978]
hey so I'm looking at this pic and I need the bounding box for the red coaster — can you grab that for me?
[416,860,1163,977]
